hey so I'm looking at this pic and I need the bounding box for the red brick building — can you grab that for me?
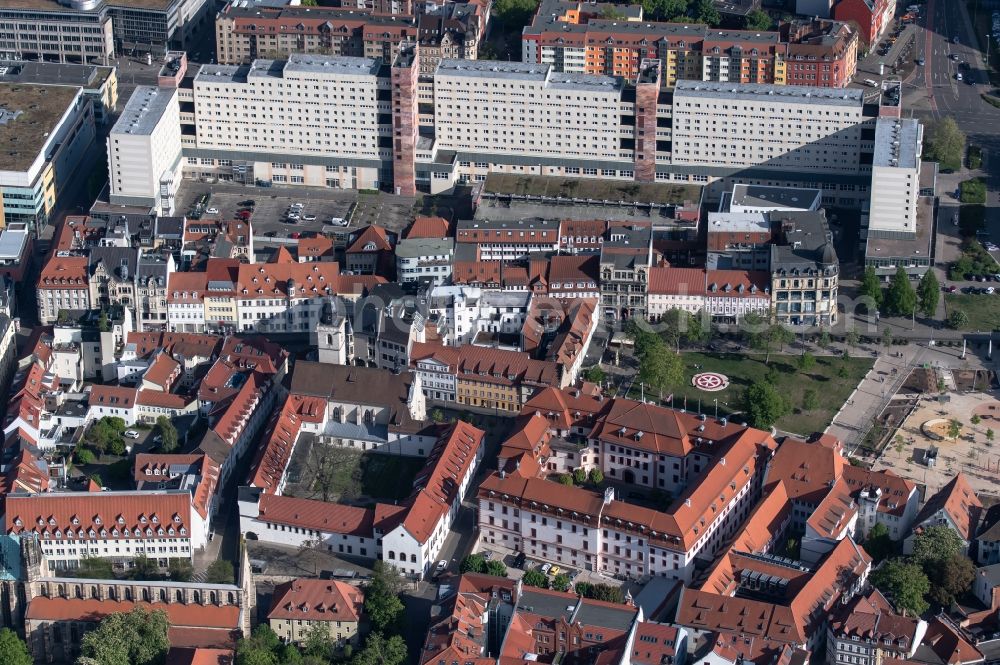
[832,0,896,46]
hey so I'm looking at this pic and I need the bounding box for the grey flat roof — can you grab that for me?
[730,184,821,210]
[458,217,560,232]
[0,60,113,90]
[674,80,864,105]
[395,237,454,258]
[0,226,29,261]
[284,54,381,77]
[547,71,623,92]
[573,600,637,631]
[0,83,81,172]
[874,117,920,169]
[436,59,550,81]
[707,212,770,234]
[111,86,174,137]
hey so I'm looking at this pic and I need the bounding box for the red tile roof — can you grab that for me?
[268,579,364,623]
[137,390,194,410]
[26,597,240,637]
[256,493,376,537]
[912,473,982,541]
[133,454,220,519]
[236,261,341,300]
[39,255,88,287]
[346,225,393,254]
[246,393,325,493]
[631,623,682,665]
[676,588,805,643]
[166,647,235,665]
[648,267,707,296]
[922,617,984,665]
[144,352,181,389]
[402,421,484,543]
[88,385,138,409]
[764,436,845,503]
[7,490,194,541]
[405,216,451,239]
[296,236,334,260]
[705,270,770,298]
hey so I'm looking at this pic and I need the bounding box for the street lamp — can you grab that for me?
[987,35,992,68]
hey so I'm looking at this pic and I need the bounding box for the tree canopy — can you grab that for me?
[883,267,917,317]
[860,266,884,310]
[155,416,179,453]
[917,270,940,318]
[871,558,930,616]
[85,416,127,456]
[744,9,772,30]
[77,607,169,665]
[522,569,549,589]
[927,553,976,606]
[913,524,964,567]
[924,117,966,172]
[743,380,789,429]
[364,561,405,633]
[206,559,235,584]
[863,523,895,562]
[351,633,407,665]
[0,628,32,665]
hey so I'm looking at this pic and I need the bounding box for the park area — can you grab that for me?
[627,351,874,436]
[282,437,425,504]
[944,293,1000,331]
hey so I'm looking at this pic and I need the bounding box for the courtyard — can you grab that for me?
[281,435,425,504]
[625,351,875,437]
[873,388,1000,499]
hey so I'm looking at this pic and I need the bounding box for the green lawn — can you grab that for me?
[627,352,874,436]
[945,293,1000,331]
[308,449,425,502]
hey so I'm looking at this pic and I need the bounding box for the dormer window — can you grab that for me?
[94,517,102,525]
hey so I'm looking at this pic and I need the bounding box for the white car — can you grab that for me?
[302,214,317,221]
[287,213,300,221]
[541,563,552,575]
[124,430,140,439]
[206,207,219,214]
[434,560,448,574]
[328,218,348,226]
[291,202,305,209]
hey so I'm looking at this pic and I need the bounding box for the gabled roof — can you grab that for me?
[268,578,364,623]
[405,215,451,239]
[765,436,845,504]
[913,473,982,541]
[346,225,393,254]
[88,385,138,409]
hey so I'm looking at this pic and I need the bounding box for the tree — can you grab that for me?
[582,366,605,384]
[750,323,794,365]
[557,473,574,486]
[364,561,405,633]
[589,468,604,485]
[461,554,487,574]
[551,574,571,592]
[972,414,982,426]
[860,266,884,310]
[522,569,549,589]
[871,559,930,616]
[0,628,31,665]
[988,428,995,444]
[948,309,969,330]
[76,448,96,465]
[797,352,816,371]
[927,553,976,606]
[801,389,819,411]
[881,327,894,352]
[642,0,689,21]
[302,623,335,662]
[743,380,789,430]
[588,583,625,603]
[206,559,235,584]
[130,554,160,580]
[744,8,772,30]
[917,270,940,317]
[75,556,114,579]
[845,330,860,356]
[98,309,110,333]
[661,309,706,352]
[947,419,962,441]
[85,416,126,455]
[637,334,685,395]
[429,408,445,423]
[485,560,508,577]
[694,0,720,24]
[573,467,587,485]
[925,117,966,172]
[155,416,179,453]
[913,524,964,567]
[78,607,170,665]
[236,625,281,665]
[351,633,407,665]
[492,0,540,29]
[167,558,193,582]
[863,523,895,562]
[884,267,917,317]
[818,330,831,350]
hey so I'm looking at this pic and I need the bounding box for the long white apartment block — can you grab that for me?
[868,117,922,237]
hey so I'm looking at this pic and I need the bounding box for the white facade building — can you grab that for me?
[867,117,922,236]
[108,86,182,216]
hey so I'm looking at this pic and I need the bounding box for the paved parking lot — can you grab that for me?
[174,181,419,243]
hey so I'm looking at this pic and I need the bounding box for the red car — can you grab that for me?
[235,210,252,220]
[289,232,300,239]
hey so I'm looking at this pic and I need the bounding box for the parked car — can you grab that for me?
[540,563,552,575]
[513,552,526,569]
[264,231,277,237]
[206,207,219,214]
[915,58,925,66]
[482,550,494,561]
[124,430,140,439]
[239,199,256,207]
[435,560,448,575]
[235,210,252,220]
[289,232,301,239]
[302,214,317,221]
[328,217,348,226]
[549,565,561,576]
[947,285,958,293]
[291,202,305,209]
